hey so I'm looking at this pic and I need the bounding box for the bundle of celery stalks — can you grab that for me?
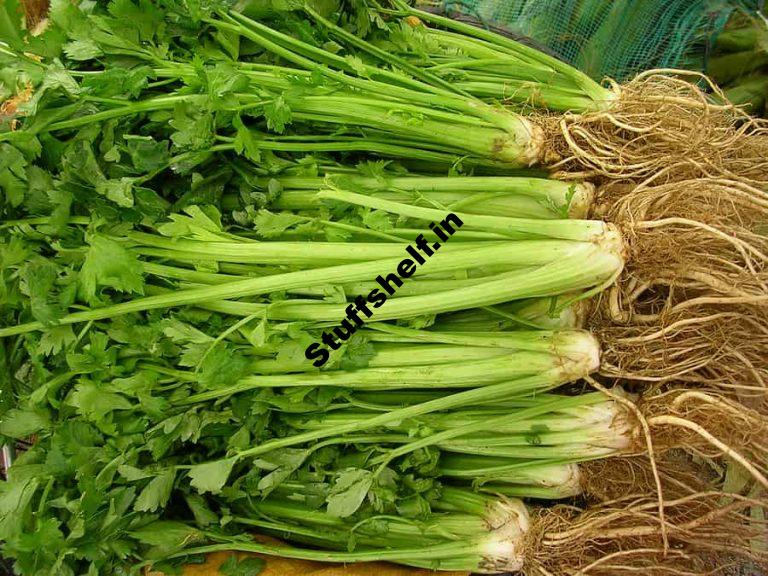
[708,11,768,117]
[1,1,767,575]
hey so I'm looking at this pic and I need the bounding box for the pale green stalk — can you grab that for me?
[1,242,611,337]
[316,188,611,240]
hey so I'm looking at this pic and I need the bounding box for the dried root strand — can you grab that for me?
[585,178,768,406]
[536,69,768,576]
[579,451,718,504]
[546,71,768,185]
[578,384,768,500]
[594,300,768,409]
[598,178,768,300]
[579,388,768,503]
[526,491,768,576]
[638,390,768,491]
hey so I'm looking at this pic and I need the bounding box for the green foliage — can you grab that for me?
[188,457,238,494]
[0,0,623,573]
[326,468,374,517]
[79,235,145,303]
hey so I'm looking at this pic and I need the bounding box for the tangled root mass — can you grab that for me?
[546,71,768,186]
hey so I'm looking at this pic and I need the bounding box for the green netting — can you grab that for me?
[441,0,761,81]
